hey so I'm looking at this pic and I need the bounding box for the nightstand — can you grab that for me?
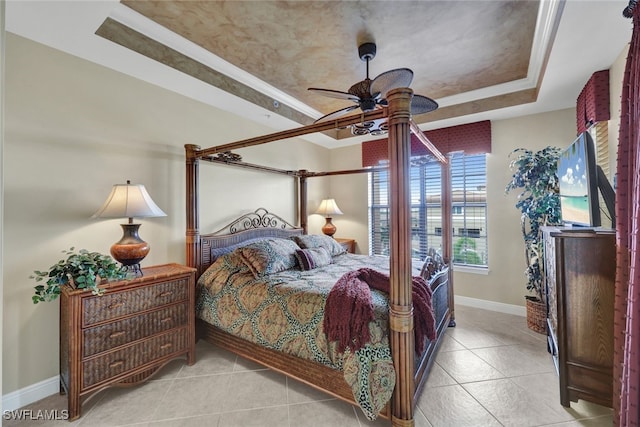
[334,238,356,254]
[59,263,196,420]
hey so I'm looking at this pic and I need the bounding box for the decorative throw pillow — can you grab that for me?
[210,238,265,263]
[291,234,346,256]
[295,247,332,271]
[234,238,300,278]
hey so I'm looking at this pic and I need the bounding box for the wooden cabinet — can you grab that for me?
[542,227,615,408]
[60,263,196,420]
[334,238,356,254]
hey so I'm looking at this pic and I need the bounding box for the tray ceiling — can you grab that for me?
[98,0,546,135]
[6,0,632,146]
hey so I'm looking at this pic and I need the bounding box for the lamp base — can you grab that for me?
[110,223,150,276]
[321,217,337,237]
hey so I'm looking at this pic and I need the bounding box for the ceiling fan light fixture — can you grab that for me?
[351,118,388,136]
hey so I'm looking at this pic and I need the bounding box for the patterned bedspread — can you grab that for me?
[196,251,423,420]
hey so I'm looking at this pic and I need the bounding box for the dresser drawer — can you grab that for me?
[82,278,189,327]
[82,328,188,389]
[82,303,188,357]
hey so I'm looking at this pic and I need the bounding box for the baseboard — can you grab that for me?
[455,295,526,317]
[2,375,59,412]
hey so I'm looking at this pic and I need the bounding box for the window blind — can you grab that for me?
[369,153,488,266]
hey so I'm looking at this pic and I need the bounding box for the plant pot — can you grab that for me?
[525,297,546,334]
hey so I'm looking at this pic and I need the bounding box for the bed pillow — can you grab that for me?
[295,247,332,271]
[209,238,266,263]
[235,238,300,278]
[291,234,346,256]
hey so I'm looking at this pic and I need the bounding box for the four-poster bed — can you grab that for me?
[185,88,454,426]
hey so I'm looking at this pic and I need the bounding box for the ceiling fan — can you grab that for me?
[308,42,439,124]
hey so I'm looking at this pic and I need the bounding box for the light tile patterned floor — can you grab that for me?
[5,305,613,426]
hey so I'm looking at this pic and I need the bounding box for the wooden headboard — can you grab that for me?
[196,208,303,276]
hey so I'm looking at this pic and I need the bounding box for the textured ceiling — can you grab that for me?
[98,0,543,132]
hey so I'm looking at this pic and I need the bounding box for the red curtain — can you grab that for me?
[361,120,491,167]
[615,4,640,426]
[576,70,610,134]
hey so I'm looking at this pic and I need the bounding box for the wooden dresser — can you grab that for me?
[542,227,615,408]
[59,263,196,420]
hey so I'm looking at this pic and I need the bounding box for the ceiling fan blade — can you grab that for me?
[411,94,439,115]
[370,68,414,97]
[308,88,361,102]
[314,105,360,123]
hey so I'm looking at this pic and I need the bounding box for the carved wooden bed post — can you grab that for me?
[299,170,308,233]
[442,154,456,325]
[185,144,201,274]
[386,88,415,427]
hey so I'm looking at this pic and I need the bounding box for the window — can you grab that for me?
[452,206,464,215]
[369,152,488,267]
[459,228,481,238]
[590,122,609,177]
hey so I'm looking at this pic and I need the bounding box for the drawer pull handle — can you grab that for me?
[160,343,173,350]
[157,291,174,298]
[108,302,125,310]
[160,317,173,324]
[109,360,125,369]
[109,331,126,339]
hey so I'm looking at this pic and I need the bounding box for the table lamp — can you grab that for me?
[92,180,167,276]
[315,198,343,237]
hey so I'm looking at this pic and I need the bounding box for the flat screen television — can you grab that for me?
[557,131,615,227]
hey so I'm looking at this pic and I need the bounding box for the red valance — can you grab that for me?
[576,69,610,134]
[362,120,491,167]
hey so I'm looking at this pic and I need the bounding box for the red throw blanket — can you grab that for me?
[323,268,436,354]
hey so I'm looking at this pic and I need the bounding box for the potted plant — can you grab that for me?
[505,146,563,333]
[30,247,127,304]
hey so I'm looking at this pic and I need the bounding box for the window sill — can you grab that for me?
[453,265,489,275]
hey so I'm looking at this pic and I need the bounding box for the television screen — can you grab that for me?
[557,132,601,227]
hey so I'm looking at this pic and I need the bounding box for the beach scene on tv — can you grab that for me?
[558,138,592,226]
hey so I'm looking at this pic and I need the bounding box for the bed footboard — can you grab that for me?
[414,266,451,401]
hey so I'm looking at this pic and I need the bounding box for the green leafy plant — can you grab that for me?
[30,248,127,304]
[505,146,563,301]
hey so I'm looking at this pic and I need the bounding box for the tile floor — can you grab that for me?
[5,305,613,426]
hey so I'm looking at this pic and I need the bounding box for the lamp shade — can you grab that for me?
[315,199,343,217]
[92,182,167,220]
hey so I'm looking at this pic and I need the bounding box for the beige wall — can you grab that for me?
[3,34,329,394]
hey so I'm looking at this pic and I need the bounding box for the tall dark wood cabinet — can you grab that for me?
[542,227,615,408]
